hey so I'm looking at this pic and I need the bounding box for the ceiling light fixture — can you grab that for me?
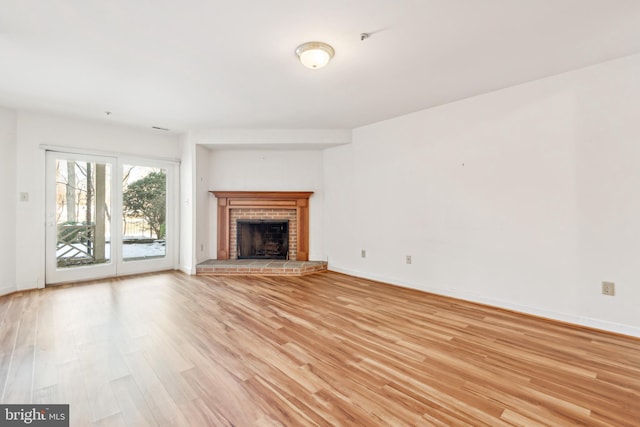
[295,41,335,69]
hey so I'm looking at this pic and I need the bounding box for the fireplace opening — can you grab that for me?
[237,220,289,260]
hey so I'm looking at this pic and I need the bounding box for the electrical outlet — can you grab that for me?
[361,249,366,258]
[602,281,615,296]
[19,192,29,202]
[200,244,204,252]
[406,255,412,264]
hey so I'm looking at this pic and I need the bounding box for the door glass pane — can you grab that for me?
[122,165,167,260]
[55,159,111,268]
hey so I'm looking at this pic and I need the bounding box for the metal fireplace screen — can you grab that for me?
[237,220,289,259]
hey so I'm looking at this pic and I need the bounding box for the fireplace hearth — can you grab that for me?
[237,220,289,259]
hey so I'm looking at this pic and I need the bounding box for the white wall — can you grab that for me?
[0,108,17,295]
[179,133,196,274]
[324,54,640,337]
[179,140,211,271]
[195,144,211,265]
[574,55,640,331]
[208,149,325,260]
[323,144,356,267]
[15,111,180,289]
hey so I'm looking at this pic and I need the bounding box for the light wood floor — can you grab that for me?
[1,271,639,426]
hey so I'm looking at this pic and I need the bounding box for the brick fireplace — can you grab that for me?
[211,191,313,261]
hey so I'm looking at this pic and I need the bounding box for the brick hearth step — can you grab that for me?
[196,259,328,276]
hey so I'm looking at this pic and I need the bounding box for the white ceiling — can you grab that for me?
[1,0,640,132]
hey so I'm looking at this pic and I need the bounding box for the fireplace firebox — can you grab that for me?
[237,220,289,260]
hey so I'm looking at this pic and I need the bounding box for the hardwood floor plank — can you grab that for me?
[0,351,13,400]
[2,346,35,403]
[179,365,259,426]
[1,270,639,426]
[93,412,127,427]
[55,360,94,426]
[110,374,156,427]
[120,351,186,426]
[177,397,235,427]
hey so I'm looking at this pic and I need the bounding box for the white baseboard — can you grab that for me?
[17,281,43,291]
[573,317,640,338]
[179,264,196,275]
[0,285,16,296]
[328,265,640,339]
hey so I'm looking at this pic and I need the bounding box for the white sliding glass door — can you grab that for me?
[46,152,117,283]
[117,159,176,276]
[46,151,177,284]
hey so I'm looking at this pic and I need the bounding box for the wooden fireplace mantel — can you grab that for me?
[210,191,314,261]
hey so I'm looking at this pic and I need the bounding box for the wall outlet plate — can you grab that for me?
[406,255,412,264]
[602,281,615,296]
[361,249,366,258]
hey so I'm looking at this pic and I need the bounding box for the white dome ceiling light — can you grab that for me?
[295,41,335,70]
